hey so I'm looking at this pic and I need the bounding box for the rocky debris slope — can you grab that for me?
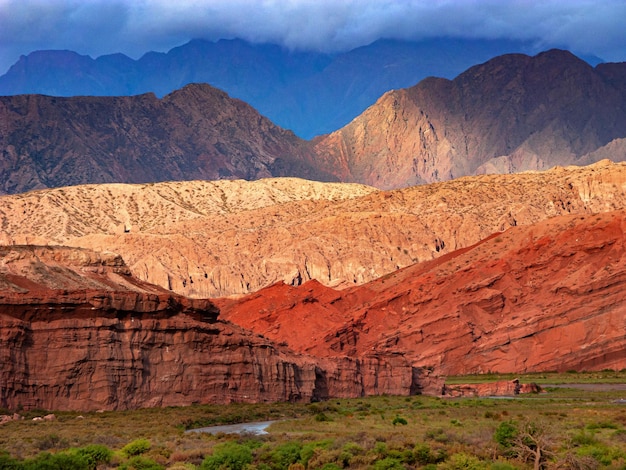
[218,209,626,375]
[2,161,626,298]
[0,245,419,411]
[314,50,626,188]
[0,83,329,195]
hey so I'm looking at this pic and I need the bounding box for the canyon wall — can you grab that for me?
[0,245,419,411]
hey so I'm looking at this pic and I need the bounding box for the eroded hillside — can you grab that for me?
[1,161,626,298]
[218,209,626,375]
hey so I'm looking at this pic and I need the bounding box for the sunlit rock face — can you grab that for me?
[0,245,422,411]
[218,209,626,376]
[2,161,626,299]
[314,50,626,188]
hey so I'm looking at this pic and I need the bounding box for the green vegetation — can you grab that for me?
[1,375,626,469]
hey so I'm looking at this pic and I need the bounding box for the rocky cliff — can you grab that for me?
[0,245,419,411]
[0,83,328,195]
[218,209,626,375]
[313,50,626,188]
[2,161,626,298]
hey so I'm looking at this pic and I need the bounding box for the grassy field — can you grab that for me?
[1,375,626,469]
[444,370,626,385]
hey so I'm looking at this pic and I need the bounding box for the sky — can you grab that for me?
[1,0,626,74]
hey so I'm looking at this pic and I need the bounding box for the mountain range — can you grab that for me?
[3,39,626,410]
[1,49,625,195]
[0,37,570,138]
[2,161,626,410]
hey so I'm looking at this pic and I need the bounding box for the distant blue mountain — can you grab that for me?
[0,38,603,138]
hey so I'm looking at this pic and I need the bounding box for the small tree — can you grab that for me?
[511,420,555,470]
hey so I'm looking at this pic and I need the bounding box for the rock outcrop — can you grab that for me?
[0,245,419,411]
[442,380,542,398]
[2,162,626,298]
[313,50,626,188]
[218,209,626,375]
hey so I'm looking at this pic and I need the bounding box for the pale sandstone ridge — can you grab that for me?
[0,245,419,411]
[2,161,626,298]
[218,209,626,375]
[313,50,626,188]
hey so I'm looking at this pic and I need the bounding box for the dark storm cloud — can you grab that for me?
[1,0,625,74]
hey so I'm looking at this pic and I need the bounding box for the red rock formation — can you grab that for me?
[442,380,542,398]
[0,245,419,411]
[218,210,626,375]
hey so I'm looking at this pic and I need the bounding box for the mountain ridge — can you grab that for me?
[0,83,331,195]
[0,37,573,138]
[313,49,626,188]
[2,160,626,298]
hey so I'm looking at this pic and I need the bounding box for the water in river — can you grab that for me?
[185,420,276,435]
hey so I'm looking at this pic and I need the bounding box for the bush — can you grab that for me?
[122,439,152,457]
[74,444,113,468]
[494,421,518,449]
[118,455,164,470]
[299,440,332,467]
[315,412,331,422]
[392,416,408,426]
[22,451,90,470]
[571,430,598,447]
[0,450,22,470]
[266,442,302,470]
[373,457,405,470]
[201,442,253,470]
[413,443,446,465]
[576,444,625,466]
[439,452,487,470]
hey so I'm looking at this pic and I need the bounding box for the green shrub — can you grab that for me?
[439,452,487,470]
[586,421,619,430]
[392,416,408,426]
[118,455,164,470]
[267,442,302,470]
[22,451,90,470]
[413,443,446,465]
[576,444,625,466]
[315,412,331,422]
[122,439,152,457]
[299,440,332,467]
[0,450,22,470]
[494,421,518,448]
[373,457,405,470]
[571,430,598,447]
[373,442,388,458]
[201,442,253,470]
[74,444,113,468]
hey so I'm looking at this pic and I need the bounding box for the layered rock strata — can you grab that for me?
[1,161,625,298]
[218,210,626,375]
[0,245,418,411]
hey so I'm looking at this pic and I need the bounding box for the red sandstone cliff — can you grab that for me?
[218,209,626,375]
[0,245,418,411]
